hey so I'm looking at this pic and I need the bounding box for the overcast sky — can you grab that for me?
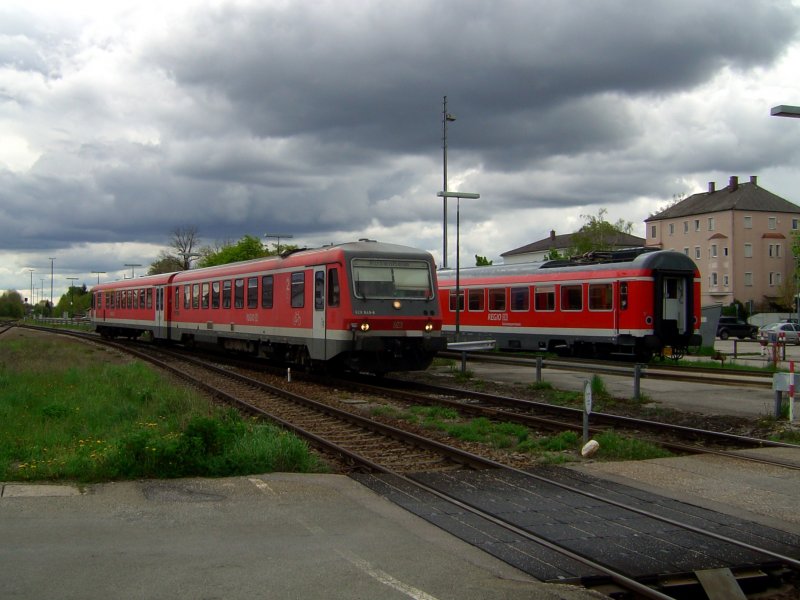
[3,0,800,302]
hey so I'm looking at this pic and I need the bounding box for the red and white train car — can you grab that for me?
[90,241,445,374]
[437,249,702,360]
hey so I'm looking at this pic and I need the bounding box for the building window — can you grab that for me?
[710,244,717,258]
[694,246,701,259]
[683,221,689,234]
[744,272,753,286]
[723,247,729,257]
[683,247,689,256]
[708,217,715,231]
[744,216,752,229]
[668,223,674,236]
[793,218,799,230]
[769,216,777,230]
[723,274,729,286]
[694,219,700,231]
[711,272,718,286]
[650,224,656,238]
[769,272,782,286]
[744,243,753,258]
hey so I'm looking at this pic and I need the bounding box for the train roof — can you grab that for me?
[437,248,699,282]
[91,240,435,291]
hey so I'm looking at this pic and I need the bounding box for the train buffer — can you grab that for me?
[446,340,496,373]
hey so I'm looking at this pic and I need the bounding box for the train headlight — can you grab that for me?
[424,321,434,332]
[360,322,370,332]
[393,300,402,310]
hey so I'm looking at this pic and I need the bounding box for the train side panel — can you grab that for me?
[437,250,702,359]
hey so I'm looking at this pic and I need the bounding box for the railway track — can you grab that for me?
[10,325,800,597]
[440,350,777,388]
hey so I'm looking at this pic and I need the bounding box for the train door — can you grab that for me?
[311,267,328,359]
[153,286,167,339]
[662,276,687,334]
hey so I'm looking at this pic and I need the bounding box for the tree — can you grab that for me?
[475,255,493,266]
[172,226,202,270]
[149,226,202,274]
[0,290,25,318]
[197,234,269,267]
[54,284,91,317]
[569,208,634,256]
[148,251,185,275]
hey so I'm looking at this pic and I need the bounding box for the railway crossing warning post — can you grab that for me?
[772,365,799,422]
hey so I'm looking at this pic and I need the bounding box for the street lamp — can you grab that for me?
[124,263,142,279]
[772,104,800,322]
[49,257,55,310]
[264,233,294,255]
[28,269,34,310]
[91,271,106,285]
[66,277,79,317]
[441,96,457,269]
[437,191,480,340]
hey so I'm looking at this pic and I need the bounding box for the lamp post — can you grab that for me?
[66,277,79,317]
[264,233,294,255]
[437,191,480,340]
[124,263,142,279]
[28,269,34,311]
[48,257,55,310]
[771,104,800,322]
[441,96,456,269]
[91,271,106,285]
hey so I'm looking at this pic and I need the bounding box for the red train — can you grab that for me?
[436,249,702,360]
[90,241,445,374]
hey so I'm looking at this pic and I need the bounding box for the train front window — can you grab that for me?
[351,259,433,299]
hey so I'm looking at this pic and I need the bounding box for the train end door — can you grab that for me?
[311,267,329,360]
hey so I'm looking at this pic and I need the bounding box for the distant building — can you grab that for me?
[645,175,800,309]
[501,229,646,265]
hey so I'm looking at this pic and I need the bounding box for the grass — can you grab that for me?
[372,403,670,462]
[0,334,326,482]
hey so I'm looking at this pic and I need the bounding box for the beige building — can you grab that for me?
[645,175,800,309]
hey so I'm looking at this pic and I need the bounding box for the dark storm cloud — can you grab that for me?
[0,0,798,282]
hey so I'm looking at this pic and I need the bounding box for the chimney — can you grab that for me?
[729,175,738,191]
[708,181,715,193]
[750,175,758,186]
[550,230,556,241]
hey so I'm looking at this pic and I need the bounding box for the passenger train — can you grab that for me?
[437,248,702,360]
[90,241,445,374]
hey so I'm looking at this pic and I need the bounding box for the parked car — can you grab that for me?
[716,316,758,340]
[758,322,800,346]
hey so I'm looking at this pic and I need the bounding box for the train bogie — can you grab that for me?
[90,241,445,374]
[437,249,702,360]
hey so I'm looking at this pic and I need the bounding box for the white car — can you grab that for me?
[758,322,800,346]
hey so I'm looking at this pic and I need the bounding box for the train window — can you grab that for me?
[534,287,555,311]
[247,277,258,309]
[488,288,506,311]
[262,276,274,308]
[468,289,484,311]
[314,271,325,310]
[139,289,145,309]
[510,287,529,312]
[211,282,220,309]
[234,279,244,309]
[620,282,628,310]
[352,258,433,299]
[291,272,305,308]
[202,283,210,309]
[449,290,465,311]
[174,288,179,311]
[132,290,137,310]
[184,285,191,310]
[146,289,153,310]
[223,280,232,309]
[328,269,340,307]
[589,283,613,310]
[560,285,582,311]
[192,284,200,309]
